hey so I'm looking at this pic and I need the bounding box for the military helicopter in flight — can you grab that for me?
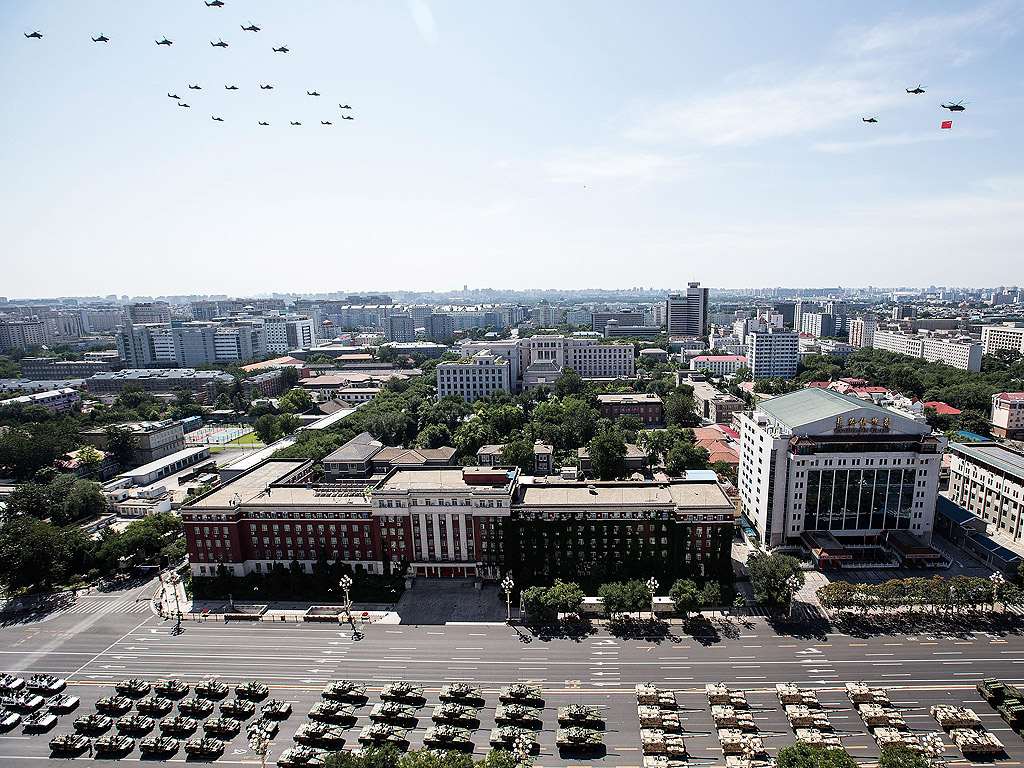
[906,84,926,94]
[862,116,878,123]
[211,39,229,48]
[260,84,273,90]
[225,84,239,90]
[241,22,260,32]
[178,102,190,108]
[341,115,354,120]
[290,121,301,125]
[258,121,269,125]
[168,92,181,99]
[321,121,332,125]
[156,37,173,45]
[212,116,224,121]
[24,30,43,39]
[272,45,289,53]
[339,104,352,109]
[205,0,225,6]
[92,33,109,43]
[941,101,967,112]
[189,84,202,90]
[307,90,320,96]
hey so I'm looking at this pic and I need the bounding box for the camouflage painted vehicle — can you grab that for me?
[558,705,604,729]
[357,722,409,748]
[23,710,58,731]
[495,703,542,726]
[0,674,25,692]
[27,674,66,694]
[262,699,293,719]
[136,695,173,716]
[139,735,179,757]
[248,717,280,739]
[0,708,22,730]
[499,684,544,706]
[236,681,270,701]
[95,695,133,715]
[74,713,113,734]
[423,724,474,750]
[116,714,155,734]
[178,696,216,717]
[489,725,538,749]
[154,679,190,699]
[557,726,604,752]
[204,717,242,738]
[294,721,347,748]
[185,737,225,759]
[1,692,44,712]
[432,702,479,726]
[370,701,418,725]
[94,733,135,756]
[48,732,90,754]
[308,700,356,725]
[381,682,425,703]
[159,714,199,736]
[114,679,151,698]
[439,683,484,705]
[322,680,367,703]
[196,680,230,700]
[221,697,257,719]
[47,694,80,713]
[278,746,329,767]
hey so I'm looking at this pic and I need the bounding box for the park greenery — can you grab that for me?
[816,574,1023,614]
[776,744,859,768]
[747,550,806,607]
[0,511,183,592]
[324,745,518,768]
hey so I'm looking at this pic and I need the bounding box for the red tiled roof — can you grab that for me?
[995,392,1024,402]
[692,355,746,362]
[923,401,962,415]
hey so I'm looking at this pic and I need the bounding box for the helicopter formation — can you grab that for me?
[862,84,968,126]
[21,2,352,128]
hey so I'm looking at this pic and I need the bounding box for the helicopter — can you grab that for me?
[212,116,224,122]
[259,84,273,90]
[205,0,225,6]
[156,37,173,45]
[321,121,332,125]
[906,84,926,94]
[211,39,229,48]
[189,84,202,90]
[92,34,109,43]
[168,92,181,99]
[272,45,289,53]
[24,30,43,39]
[225,84,239,90]
[258,121,269,125]
[177,102,190,108]
[341,115,354,120]
[941,101,967,112]
[307,90,320,96]
[339,104,352,109]
[862,116,878,123]
[290,121,301,125]
[241,22,260,32]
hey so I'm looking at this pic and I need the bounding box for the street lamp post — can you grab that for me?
[512,732,532,766]
[921,731,946,767]
[646,577,659,620]
[247,726,270,768]
[990,571,1006,613]
[501,574,514,623]
[786,575,801,619]
[339,575,353,622]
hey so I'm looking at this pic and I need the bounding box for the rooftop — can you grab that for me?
[951,441,1024,480]
[376,467,516,493]
[519,479,732,510]
[323,432,383,464]
[758,387,927,433]
[995,392,1024,402]
[597,393,663,404]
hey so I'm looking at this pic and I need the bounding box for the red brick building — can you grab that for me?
[596,392,664,425]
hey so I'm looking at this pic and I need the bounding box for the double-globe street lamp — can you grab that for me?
[990,571,1007,613]
[786,574,802,618]
[501,574,515,623]
[339,574,353,622]
[646,577,659,620]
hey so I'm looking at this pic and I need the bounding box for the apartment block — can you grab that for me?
[747,328,799,380]
[666,283,709,337]
[948,441,1024,543]
[982,324,1024,356]
[992,392,1024,440]
[436,352,511,402]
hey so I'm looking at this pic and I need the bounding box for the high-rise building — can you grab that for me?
[982,323,1024,356]
[747,328,798,380]
[801,312,836,339]
[385,314,415,343]
[848,317,877,349]
[436,352,511,402]
[126,302,172,325]
[666,282,709,336]
[426,313,455,342]
[773,301,796,329]
[0,319,49,351]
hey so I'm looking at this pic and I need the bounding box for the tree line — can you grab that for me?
[816,574,1022,614]
[519,577,734,619]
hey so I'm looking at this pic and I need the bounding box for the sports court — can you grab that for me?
[184,423,254,445]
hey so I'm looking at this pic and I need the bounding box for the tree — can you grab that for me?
[664,390,699,427]
[60,480,107,525]
[417,424,453,449]
[587,431,627,480]
[278,387,313,414]
[665,442,710,475]
[500,439,535,474]
[277,413,302,436]
[213,393,233,411]
[669,578,701,617]
[776,744,859,768]
[877,744,931,768]
[546,579,585,614]
[0,516,89,591]
[104,424,139,466]
[553,367,586,398]
[252,414,281,444]
[598,579,649,618]
[700,581,723,608]
[747,551,805,607]
[76,444,105,478]
[279,367,300,388]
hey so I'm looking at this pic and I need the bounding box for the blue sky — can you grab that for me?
[1,1,1022,298]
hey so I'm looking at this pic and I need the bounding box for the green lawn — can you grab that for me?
[223,430,261,447]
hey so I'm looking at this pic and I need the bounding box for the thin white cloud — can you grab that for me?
[544,148,681,184]
[406,0,438,46]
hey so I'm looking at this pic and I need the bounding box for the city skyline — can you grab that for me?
[2,1,1023,296]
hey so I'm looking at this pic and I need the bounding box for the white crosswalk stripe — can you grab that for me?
[58,598,152,616]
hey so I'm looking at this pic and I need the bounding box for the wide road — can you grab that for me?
[2,580,1024,766]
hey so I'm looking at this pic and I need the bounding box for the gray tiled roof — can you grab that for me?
[758,387,907,430]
